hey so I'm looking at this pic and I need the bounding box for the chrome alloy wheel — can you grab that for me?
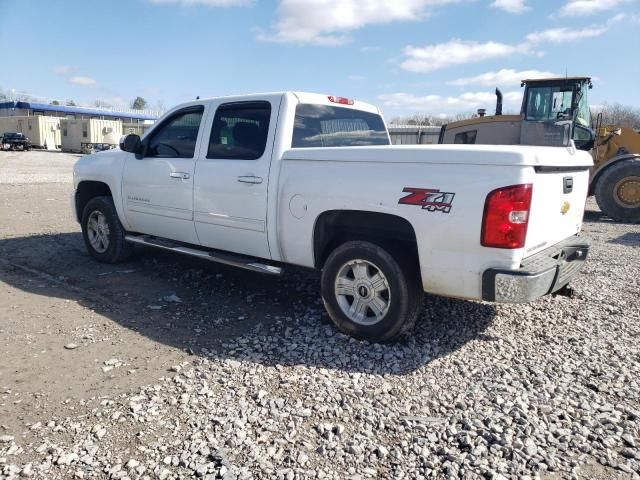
[334,259,391,326]
[86,210,110,253]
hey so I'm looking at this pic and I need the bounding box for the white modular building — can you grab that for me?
[60,118,123,153]
[0,115,61,149]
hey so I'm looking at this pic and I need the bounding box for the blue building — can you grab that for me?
[0,101,159,148]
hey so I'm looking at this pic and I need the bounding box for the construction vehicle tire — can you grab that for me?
[595,157,640,223]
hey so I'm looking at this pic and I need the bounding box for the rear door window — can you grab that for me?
[207,101,271,160]
[292,104,389,148]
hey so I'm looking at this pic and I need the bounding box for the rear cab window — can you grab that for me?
[292,104,389,148]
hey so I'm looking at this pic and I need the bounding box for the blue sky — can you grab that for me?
[1,0,638,119]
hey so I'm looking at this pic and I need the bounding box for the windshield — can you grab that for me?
[3,133,24,139]
[292,104,389,148]
[525,86,574,122]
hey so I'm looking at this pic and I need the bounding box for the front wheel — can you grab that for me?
[595,158,640,223]
[81,196,133,263]
[321,241,423,342]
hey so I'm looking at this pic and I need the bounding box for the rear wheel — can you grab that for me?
[321,241,423,342]
[81,196,133,263]
[595,158,640,223]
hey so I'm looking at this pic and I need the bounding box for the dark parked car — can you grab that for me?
[2,132,31,151]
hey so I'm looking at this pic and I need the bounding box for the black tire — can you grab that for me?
[595,158,640,223]
[321,240,423,342]
[81,196,133,263]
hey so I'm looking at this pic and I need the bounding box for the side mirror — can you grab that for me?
[120,134,142,155]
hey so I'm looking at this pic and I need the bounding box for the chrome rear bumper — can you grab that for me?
[482,236,590,303]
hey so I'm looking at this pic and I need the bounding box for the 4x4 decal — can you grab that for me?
[398,188,455,213]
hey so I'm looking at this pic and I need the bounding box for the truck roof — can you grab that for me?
[522,76,591,83]
[186,91,381,115]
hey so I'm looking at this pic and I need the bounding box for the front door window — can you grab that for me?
[146,107,204,158]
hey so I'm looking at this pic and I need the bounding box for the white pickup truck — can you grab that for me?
[72,92,592,341]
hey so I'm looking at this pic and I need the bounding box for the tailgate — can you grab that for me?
[524,163,590,257]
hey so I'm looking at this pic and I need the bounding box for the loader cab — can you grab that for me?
[521,77,595,150]
[439,76,596,150]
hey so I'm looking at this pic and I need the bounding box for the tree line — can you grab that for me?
[389,104,640,130]
[0,88,156,111]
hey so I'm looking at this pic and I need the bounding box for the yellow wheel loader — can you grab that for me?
[439,77,640,223]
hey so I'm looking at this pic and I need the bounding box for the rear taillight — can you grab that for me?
[328,96,354,105]
[481,184,533,249]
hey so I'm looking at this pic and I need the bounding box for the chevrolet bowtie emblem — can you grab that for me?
[560,201,571,215]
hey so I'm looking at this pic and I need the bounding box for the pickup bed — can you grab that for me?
[72,92,592,341]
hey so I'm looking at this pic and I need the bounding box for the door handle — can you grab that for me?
[169,172,190,179]
[237,176,263,184]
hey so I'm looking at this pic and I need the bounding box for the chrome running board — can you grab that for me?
[124,235,282,275]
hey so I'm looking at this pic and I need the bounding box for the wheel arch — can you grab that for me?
[312,209,421,278]
[75,181,113,223]
[589,154,640,195]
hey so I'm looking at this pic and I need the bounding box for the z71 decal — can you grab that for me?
[398,188,455,213]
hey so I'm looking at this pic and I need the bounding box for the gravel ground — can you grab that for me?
[1,151,639,479]
[0,150,79,185]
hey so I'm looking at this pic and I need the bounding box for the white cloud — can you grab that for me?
[400,40,530,73]
[527,14,623,43]
[448,69,560,87]
[377,90,522,114]
[148,0,252,6]
[257,0,459,45]
[490,0,530,13]
[559,0,630,16]
[526,25,607,43]
[69,76,97,87]
[400,12,622,73]
[52,65,76,75]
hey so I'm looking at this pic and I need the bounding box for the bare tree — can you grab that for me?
[14,92,38,102]
[388,113,440,126]
[93,99,113,109]
[593,103,640,129]
[154,99,166,113]
[388,112,470,126]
